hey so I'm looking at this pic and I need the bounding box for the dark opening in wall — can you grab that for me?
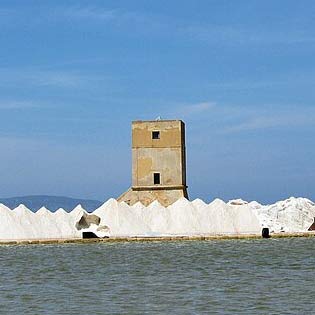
[154,173,161,185]
[82,232,99,239]
[152,131,160,139]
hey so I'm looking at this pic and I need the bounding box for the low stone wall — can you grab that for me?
[0,232,314,245]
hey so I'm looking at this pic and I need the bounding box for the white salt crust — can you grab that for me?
[0,197,314,240]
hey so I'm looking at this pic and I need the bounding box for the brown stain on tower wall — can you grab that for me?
[137,157,153,180]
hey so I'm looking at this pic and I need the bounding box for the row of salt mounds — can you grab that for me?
[0,198,262,240]
[0,196,314,240]
[95,196,315,235]
[0,203,86,240]
[92,197,262,237]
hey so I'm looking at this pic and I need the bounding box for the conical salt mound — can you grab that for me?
[0,203,11,211]
[206,200,234,234]
[36,206,52,215]
[34,207,63,239]
[132,201,146,210]
[228,203,262,234]
[139,200,167,235]
[93,198,118,217]
[92,198,150,236]
[69,205,87,224]
[70,204,86,215]
[9,205,39,239]
[209,198,227,208]
[165,198,200,235]
[192,198,208,210]
[54,208,68,215]
[12,204,34,216]
[0,204,16,240]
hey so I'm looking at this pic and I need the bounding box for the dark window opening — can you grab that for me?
[152,131,160,139]
[154,173,161,185]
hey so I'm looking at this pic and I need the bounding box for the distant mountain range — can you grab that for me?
[0,195,103,212]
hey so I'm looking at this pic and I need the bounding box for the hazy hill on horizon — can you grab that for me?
[0,195,103,212]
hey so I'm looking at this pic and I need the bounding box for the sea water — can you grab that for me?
[0,238,314,314]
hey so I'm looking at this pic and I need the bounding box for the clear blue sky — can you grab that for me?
[0,0,314,203]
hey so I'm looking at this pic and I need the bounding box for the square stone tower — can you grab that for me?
[117,120,188,206]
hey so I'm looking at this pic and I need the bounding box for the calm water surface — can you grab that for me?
[0,238,315,314]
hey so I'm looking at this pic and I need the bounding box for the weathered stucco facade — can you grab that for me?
[117,120,188,206]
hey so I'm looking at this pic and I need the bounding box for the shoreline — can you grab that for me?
[0,232,314,245]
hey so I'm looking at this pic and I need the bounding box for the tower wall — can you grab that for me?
[132,120,186,188]
[118,120,188,206]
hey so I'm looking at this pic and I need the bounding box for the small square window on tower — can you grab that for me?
[152,131,160,139]
[154,173,161,185]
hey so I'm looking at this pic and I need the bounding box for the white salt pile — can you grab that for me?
[248,197,315,233]
[0,196,314,241]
